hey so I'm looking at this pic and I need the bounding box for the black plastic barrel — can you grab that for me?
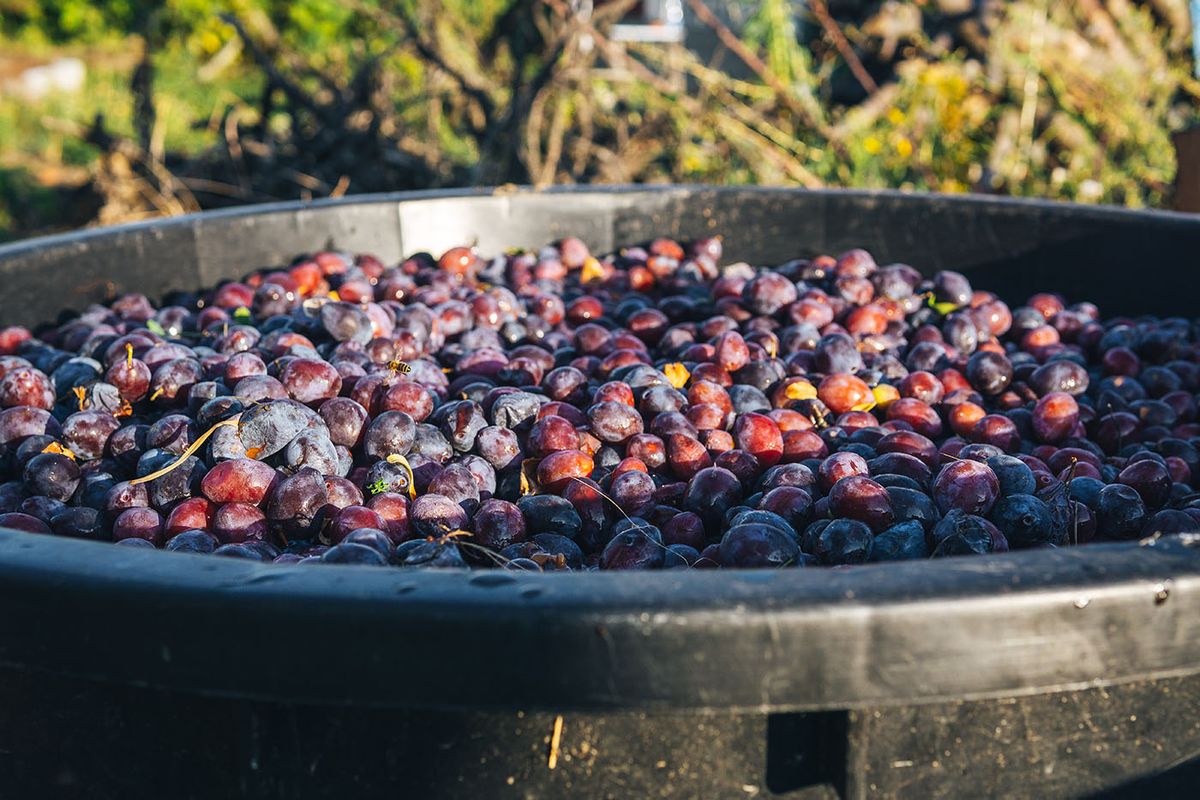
[0,187,1198,799]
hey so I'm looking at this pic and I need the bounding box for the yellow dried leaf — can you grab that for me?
[41,442,76,460]
[520,458,540,496]
[580,257,605,284]
[663,362,690,390]
[785,381,817,401]
[871,384,900,411]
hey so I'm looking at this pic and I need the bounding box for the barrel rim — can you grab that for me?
[3,184,1200,262]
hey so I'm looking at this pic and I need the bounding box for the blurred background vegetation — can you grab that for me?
[0,0,1196,242]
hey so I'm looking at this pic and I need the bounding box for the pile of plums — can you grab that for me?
[0,234,1196,570]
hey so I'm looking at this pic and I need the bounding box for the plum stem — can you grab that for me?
[129,416,242,486]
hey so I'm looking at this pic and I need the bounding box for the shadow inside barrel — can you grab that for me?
[1089,757,1200,799]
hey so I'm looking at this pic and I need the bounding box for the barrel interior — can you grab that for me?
[2,188,1198,328]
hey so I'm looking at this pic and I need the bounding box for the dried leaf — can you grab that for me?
[871,384,899,411]
[663,362,690,390]
[580,257,604,284]
[520,458,540,496]
[41,442,76,460]
[785,380,817,401]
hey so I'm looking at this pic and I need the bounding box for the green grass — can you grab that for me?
[0,37,263,168]
[0,35,265,240]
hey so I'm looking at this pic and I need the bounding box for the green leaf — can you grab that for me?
[145,318,166,336]
[931,301,959,316]
[925,294,960,316]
